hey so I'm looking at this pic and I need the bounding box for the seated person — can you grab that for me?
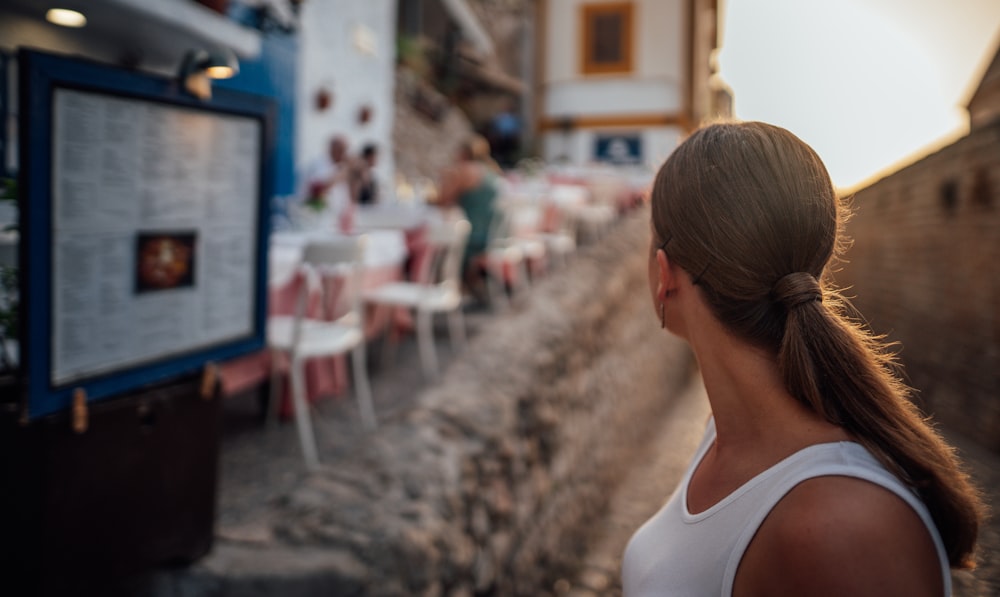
[302,135,353,216]
[352,144,380,205]
[437,135,501,296]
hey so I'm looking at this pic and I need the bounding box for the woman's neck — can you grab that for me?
[687,319,847,456]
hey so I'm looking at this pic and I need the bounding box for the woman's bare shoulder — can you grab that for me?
[734,475,943,597]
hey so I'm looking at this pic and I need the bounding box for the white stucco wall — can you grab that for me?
[543,77,682,117]
[296,0,397,195]
[645,127,685,167]
[543,0,686,115]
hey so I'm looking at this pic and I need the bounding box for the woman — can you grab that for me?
[438,135,501,292]
[623,121,983,596]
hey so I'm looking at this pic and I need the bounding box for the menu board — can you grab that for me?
[20,49,273,419]
[50,90,260,385]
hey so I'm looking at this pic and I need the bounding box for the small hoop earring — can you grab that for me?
[659,301,665,329]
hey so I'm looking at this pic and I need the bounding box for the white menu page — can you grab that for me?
[50,88,260,385]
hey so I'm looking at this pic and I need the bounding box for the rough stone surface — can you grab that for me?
[392,68,476,185]
[143,211,694,595]
[560,374,711,596]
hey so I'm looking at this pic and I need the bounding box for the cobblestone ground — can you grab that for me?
[561,371,710,597]
[947,429,1000,597]
[215,304,498,538]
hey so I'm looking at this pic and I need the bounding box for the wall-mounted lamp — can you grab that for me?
[46,8,87,28]
[178,48,240,100]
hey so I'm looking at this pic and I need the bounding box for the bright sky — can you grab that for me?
[717,0,1000,190]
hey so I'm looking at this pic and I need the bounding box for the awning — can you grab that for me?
[4,0,261,72]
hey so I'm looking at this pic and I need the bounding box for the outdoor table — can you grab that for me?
[217,227,411,414]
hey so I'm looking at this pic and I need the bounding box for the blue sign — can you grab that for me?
[594,134,642,164]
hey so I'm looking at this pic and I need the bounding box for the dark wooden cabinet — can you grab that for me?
[0,376,220,596]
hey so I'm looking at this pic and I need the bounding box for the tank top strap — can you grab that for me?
[718,440,952,596]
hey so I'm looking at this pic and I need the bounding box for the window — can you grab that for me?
[972,168,993,209]
[939,179,958,215]
[581,2,634,75]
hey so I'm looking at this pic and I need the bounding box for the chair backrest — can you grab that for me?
[301,235,366,267]
[425,219,470,291]
[587,174,624,206]
[295,235,368,325]
[0,237,16,269]
[486,203,514,246]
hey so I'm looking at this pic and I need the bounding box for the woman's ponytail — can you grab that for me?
[776,280,984,568]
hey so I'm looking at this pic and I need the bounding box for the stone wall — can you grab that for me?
[835,122,1000,450]
[158,211,693,596]
[393,68,476,184]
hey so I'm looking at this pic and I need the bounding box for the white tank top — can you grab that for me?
[621,419,952,596]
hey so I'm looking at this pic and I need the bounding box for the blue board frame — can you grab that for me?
[19,49,274,419]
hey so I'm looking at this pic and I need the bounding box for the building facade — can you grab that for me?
[533,0,724,169]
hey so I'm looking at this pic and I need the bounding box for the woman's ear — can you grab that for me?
[655,248,675,301]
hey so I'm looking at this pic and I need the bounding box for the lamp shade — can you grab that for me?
[177,48,240,99]
[202,48,239,79]
[178,48,240,82]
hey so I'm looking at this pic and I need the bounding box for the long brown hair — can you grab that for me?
[650,121,984,569]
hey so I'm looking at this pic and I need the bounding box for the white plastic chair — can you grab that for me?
[575,175,621,242]
[481,206,535,308]
[267,235,376,470]
[535,201,576,268]
[364,219,471,379]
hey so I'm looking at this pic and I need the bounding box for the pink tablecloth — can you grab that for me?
[217,227,431,417]
[217,263,403,411]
